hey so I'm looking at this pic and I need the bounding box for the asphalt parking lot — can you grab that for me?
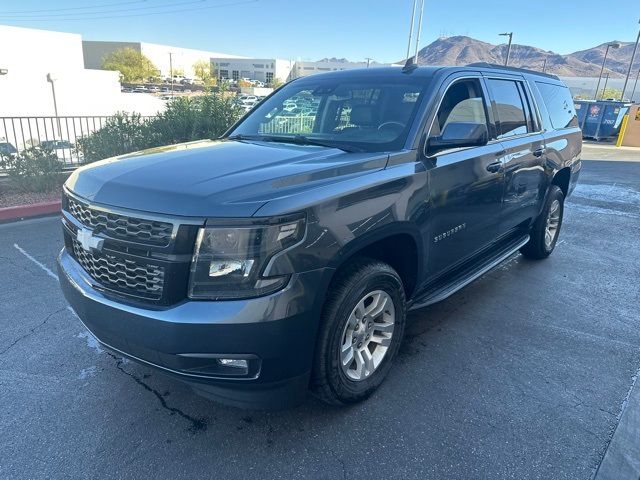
[1,159,639,480]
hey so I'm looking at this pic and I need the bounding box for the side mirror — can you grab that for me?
[427,122,488,156]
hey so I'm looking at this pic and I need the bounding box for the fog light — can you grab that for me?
[218,358,248,369]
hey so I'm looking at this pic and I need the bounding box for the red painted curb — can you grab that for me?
[0,200,61,222]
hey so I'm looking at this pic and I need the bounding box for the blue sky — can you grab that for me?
[1,0,639,62]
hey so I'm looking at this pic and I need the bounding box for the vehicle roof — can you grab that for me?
[294,64,563,85]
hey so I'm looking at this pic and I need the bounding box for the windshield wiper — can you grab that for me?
[261,134,362,153]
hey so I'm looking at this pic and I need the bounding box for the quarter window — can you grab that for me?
[536,82,579,129]
[486,79,529,138]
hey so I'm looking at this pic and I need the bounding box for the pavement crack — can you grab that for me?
[104,351,208,434]
[0,306,66,356]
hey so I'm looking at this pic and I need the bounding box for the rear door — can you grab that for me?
[484,75,547,237]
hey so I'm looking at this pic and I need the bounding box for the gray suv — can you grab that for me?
[58,64,581,409]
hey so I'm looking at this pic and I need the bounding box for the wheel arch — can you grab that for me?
[327,223,423,300]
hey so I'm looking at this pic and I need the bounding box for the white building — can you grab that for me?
[83,41,244,79]
[211,58,295,85]
[0,25,129,118]
[211,57,395,84]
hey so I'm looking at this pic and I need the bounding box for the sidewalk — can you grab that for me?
[582,142,640,162]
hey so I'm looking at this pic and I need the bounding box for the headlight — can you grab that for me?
[188,214,305,300]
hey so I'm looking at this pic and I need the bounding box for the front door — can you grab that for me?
[423,76,506,279]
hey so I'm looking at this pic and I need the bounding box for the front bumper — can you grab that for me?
[58,248,333,409]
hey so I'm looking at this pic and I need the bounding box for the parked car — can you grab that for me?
[133,86,148,93]
[0,141,18,158]
[39,140,83,162]
[58,65,581,409]
[147,86,160,93]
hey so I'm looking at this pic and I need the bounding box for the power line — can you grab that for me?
[0,0,147,14]
[2,0,211,18]
[1,0,258,22]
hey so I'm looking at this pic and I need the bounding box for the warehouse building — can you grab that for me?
[82,41,245,78]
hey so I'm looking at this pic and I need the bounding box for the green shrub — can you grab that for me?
[77,91,243,163]
[0,147,63,192]
[75,112,154,163]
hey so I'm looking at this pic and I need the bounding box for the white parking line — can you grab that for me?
[13,243,59,281]
[13,242,79,319]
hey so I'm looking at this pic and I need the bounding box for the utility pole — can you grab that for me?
[542,57,547,73]
[594,42,620,100]
[621,19,640,100]
[169,52,174,98]
[499,32,513,66]
[365,57,373,68]
[406,0,417,61]
[413,0,425,65]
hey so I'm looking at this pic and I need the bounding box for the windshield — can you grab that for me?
[229,74,429,152]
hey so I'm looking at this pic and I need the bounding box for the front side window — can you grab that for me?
[486,79,529,138]
[229,75,429,152]
[536,82,579,129]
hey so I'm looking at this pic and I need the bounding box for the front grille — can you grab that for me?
[71,238,165,300]
[67,195,173,247]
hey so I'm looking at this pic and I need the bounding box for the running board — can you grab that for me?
[409,235,530,311]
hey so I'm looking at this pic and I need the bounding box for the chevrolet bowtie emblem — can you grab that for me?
[77,228,104,252]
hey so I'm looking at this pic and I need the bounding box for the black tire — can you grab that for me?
[520,185,565,259]
[311,257,406,406]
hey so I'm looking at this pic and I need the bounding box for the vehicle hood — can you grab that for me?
[66,139,388,217]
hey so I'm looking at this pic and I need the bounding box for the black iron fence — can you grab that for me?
[0,116,154,169]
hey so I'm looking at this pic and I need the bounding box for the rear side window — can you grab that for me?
[486,79,529,139]
[536,82,578,129]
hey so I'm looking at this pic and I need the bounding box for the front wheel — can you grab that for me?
[520,185,565,259]
[311,258,406,405]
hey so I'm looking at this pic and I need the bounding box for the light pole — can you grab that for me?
[601,73,611,99]
[621,19,640,100]
[46,73,61,139]
[500,32,513,66]
[594,42,620,100]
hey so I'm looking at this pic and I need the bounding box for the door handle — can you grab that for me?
[533,147,546,157]
[486,160,502,173]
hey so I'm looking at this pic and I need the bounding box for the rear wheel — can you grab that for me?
[520,185,564,259]
[311,258,406,405]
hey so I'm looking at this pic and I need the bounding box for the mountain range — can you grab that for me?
[398,36,640,77]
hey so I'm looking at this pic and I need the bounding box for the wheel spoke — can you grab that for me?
[370,334,392,347]
[363,292,382,316]
[373,321,394,333]
[353,349,364,378]
[545,228,553,246]
[361,348,375,376]
[341,346,354,367]
[368,295,388,318]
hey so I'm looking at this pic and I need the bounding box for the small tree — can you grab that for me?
[270,78,284,88]
[102,48,158,83]
[237,79,251,88]
[171,67,185,78]
[193,59,213,84]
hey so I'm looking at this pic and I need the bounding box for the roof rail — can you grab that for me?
[466,62,560,80]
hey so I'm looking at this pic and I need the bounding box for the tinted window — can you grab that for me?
[536,82,579,129]
[486,79,528,138]
[430,78,488,138]
[231,75,429,152]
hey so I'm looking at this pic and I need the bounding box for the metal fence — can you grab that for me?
[0,116,153,169]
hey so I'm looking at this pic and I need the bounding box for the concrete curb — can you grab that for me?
[0,200,61,223]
